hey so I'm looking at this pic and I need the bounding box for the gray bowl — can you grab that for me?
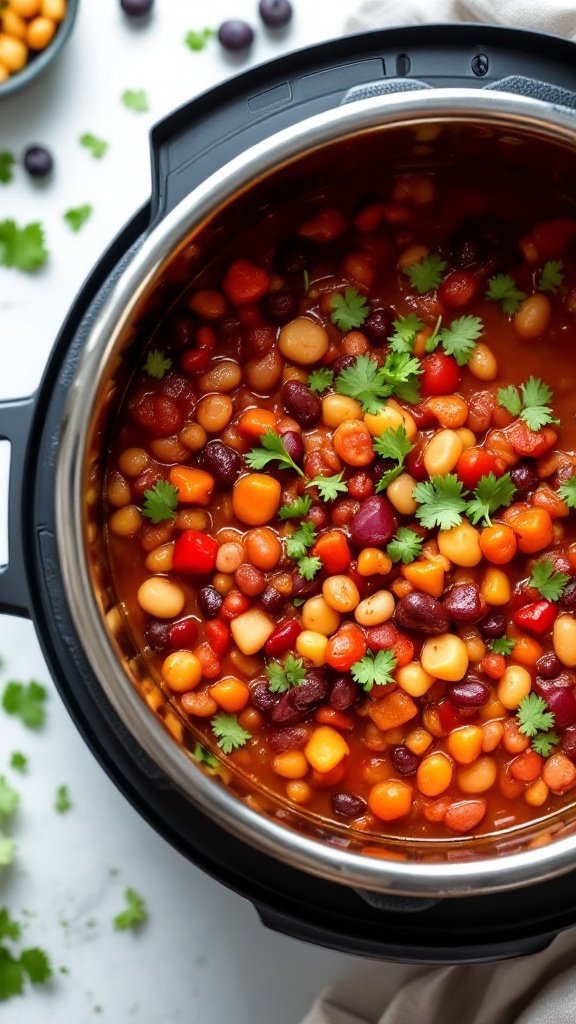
[0,0,79,98]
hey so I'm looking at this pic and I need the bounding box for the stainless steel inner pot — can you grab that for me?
[56,89,576,897]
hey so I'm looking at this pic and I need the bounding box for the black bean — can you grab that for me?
[202,440,243,487]
[121,0,153,15]
[510,461,538,497]
[218,19,254,49]
[390,746,419,775]
[292,670,328,710]
[262,289,298,323]
[363,308,392,345]
[197,585,223,619]
[259,0,293,27]
[145,621,170,652]
[396,592,451,634]
[282,380,321,428]
[559,580,576,611]
[442,583,485,623]
[478,612,507,639]
[330,675,360,711]
[331,792,367,818]
[23,145,53,179]
[260,586,286,614]
[273,237,316,275]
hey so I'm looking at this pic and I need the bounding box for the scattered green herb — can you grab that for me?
[559,477,576,510]
[278,496,313,520]
[285,521,316,561]
[113,888,148,931]
[413,474,469,531]
[8,754,26,775]
[245,430,305,478]
[184,27,214,51]
[0,837,16,869]
[0,153,14,185]
[489,636,516,656]
[141,480,179,524]
[305,472,348,502]
[54,786,71,814]
[497,377,558,432]
[539,259,564,293]
[466,472,516,527]
[386,527,424,565]
[79,133,108,159]
[330,287,369,331]
[121,89,149,112]
[0,779,19,822]
[63,205,92,233]
[192,742,219,770]
[373,425,414,491]
[351,650,397,692]
[0,911,52,1001]
[308,368,334,394]
[426,315,484,366]
[144,349,172,380]
[266,654,306,694]
[2,681,47,729]
[0,220,48,272]
[387,313,424,354]
[529,558,570,602]
[211,713,251,754]
[516,692,555,738]
[486,274,527,314]
[403,254,447,294]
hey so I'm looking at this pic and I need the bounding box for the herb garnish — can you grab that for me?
[296,555,323,580]
[1,681,47,729]
[285,521,316,560]
[308,368,334,394]
[466,472,516,527]
[386,528,424,565]
[141,480,179,523]
[63,205,93,232]
[330,287,370,331]
[351,650,397,692]
[0,778,19,821]
[79,133,108,159]
[387,313,424,353]
[192,742,220,770]
[0,220,48,272]
[539,259,564,293]
[211,713,252,754]
[266,655,306,694]
[278,496,313,520]
[486,274,527,314]
[335,353,421,414]
[144,349,172,379]
[0,909,52,1001]
[55,785,71,814]
[184,27,214,51]
[113,888,148,931]
[305,472,348,502]
[559,477,576,510]
[403,254,447,294]
[0,152,15,185]
[425,315,484,366]
[373,425,414,491]
[121,89,149,112]
[489,636,515,656]
[529,558,570,602]
[497,377,559,432]
[245,431,305,478]
[8,753,27,774]
[516,693,559,756]
[412,474,469,531]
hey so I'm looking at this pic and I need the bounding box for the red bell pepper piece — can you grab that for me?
[265,619,302,657]
[205,619,231,657]
[172,530,218,574]
[513,600,557,636]
[437,699,463,733]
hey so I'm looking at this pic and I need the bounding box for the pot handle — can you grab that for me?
[0,397,35,618]
[483,75,576,111]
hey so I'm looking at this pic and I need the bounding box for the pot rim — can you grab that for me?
[56,88,576,896]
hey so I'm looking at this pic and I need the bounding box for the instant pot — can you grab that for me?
[4,24,576,963]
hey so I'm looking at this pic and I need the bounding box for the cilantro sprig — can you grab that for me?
[0,153,15,185]
[413,474,469,531]
[184,27,214,51]
[0,220,48,272]
[373,425,414,491]
[79,133,108,159]
[0,910,52,1001]
[8,754,27,775]
[308,368,334,394]
[113,888,148,931]
[539,260,564,293]
[305,472,348,502]
[278,496,313,520]
[330,287,370,331]
[211,712,251,754]
[516,693,558,756]
[532,732,560,757]
[497,377,558,432]
[55,785,71,814]
[121,89,149,112]
[559,477,576,510]
[1,681,47,729]
[386,527,423,565]
[403,254,447,294]
[141,480,179,523]
[529,559,570,602]
[335,353,421,414]
[63,205,93,233]
[266,655,306,694]
[296,555,323,580]
[489,636,515,656]
[486,274,527,314]
[285,521,316,560]
[144,349,172,379]
[466,472,516,527]
[351,650,397,692]
[387,313,424,354]
[246,431,305,478]
[425,315,484,366]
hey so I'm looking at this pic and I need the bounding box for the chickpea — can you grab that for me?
[420,634,469,681]
[150,436,190,463]
[514,294,551,340]
[11,0,41,15]
[416,752,453,797]
[145,543,174,573]
[212,573,234,595]
[468,343,498,381]
[108,505,142,537]
[395,662,435,697]
[423,429,463,476]
[322,394,363,427]
[462,630,486,663]
[216,541,244,574]
[296,630,328,666]
[42,0,66,19]
[162,651,202,693]
[301,596,341,636]
[385,399,417,440]
[180,423,208,452]
[26,16,56,49]
[188,288,226,319]
[322,575,360,614]
[199,359,241,393]
[457,428,477,450]
[437,521,482,567]
[481,567,511,606]
[2,10,26,38]
[553,615,576,667]
[245,348,283,392]
[245,528,282,570]
[497,665,532,710]
[175,510,209,532]
[457,756,497,794]
[272,751,309,780]
[0,33,28,70]
[107,472,131,508]
[286,780,312,804]
[196,394,234,433]
[118,447,149,477]
[278,317,329,365]
[386,472,417,515]
[364,405,405,436]
[397,243,429,270]
[354,590,395,627]
[137,577,185,618]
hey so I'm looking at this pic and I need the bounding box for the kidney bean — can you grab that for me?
[349,495,397,548]
[544,688,576,728]
[536,652,563,678]
[145,621,171,652]
[396,592,451,633]
[132,465,163,498]
[330,674,361,711]
[332,498,361,527]
[197,585,223,619]
[447,675,490,708]
[559,580,576,611]
[235,564,266,597]
[348,471,374,500]
[280,430,304,464]
[405,442,428,482]
[442,583,485,623]
[561,726,576,761]
[292,571,320,599]
[478,612,507,639]
[331,792,367,818]
[251,681,278,715]
[274,237,317,275]
[131,394,182,437]
[410,405,439,431]
[270,690,307,725]
[260,586,286,615]
[391,746,419,775]
[534,671,576,701]
[246,325,276,356]
[167,617,198,649]
[265,619,303,657]
[466,391,494,434]
[510,461,539,497]
[363,308,393,345]
[262,289,298,323]
[444,799,487,834]
[268,724,313,753]
[307,504,330,530]
[202,440,243,487]
[330,354,357,378]
[167,312,195,349]
[292,670,329,710]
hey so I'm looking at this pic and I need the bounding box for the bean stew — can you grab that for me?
[103,167,576,849]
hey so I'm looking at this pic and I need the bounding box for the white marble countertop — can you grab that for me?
[0,3,422,1021]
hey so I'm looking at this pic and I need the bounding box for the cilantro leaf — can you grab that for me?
[141,480,178,524]
[372,425,413,463]
[0,220,48,272]
[8,753,26,774]
[79,133,108,159]
[296,555,323,580]
[0,911,20,942]
[403,254,447,294]
[211,712,251,754]
[486,274,527,314]
[20,948,52,985]
[386,527,423,565]
[0,836,16,869]
[113,888,148,931]
[63,205,92,233]
[2,681,47,729]
[121,89,149,112]
[559,477,576,510]
[532,731,560,757]
[278,496,312,520]
[306,472,348,502]
[285,521,316,560]
[0,153,14,185]
[266,654,306,694]
[0,913,52,1000]
[308,368,334,394]
[466,472,516,527]
[497,385,522,418]
[489,636,515,656]
[0,947,24,1000]
[413,474,469,531]
[351,650,397,692]
[497,377,558,432]
[529,559,570,602]
[330,287,370,331]
[380,352,422,405]
[144,349,172,379]
[517,693,555,738]
[184,27,214,51]
[334,354,390,414]
[0,779,18,822]
[427,315,484,366]
[245,430,305,478]
[387,313,424,353]
[539,260,564,293]
[55,785,71,814]
[192,742,220,770]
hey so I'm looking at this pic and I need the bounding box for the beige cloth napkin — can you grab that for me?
[300,3,576,1022]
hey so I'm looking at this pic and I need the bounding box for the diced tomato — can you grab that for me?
[437,699,463,733]
[222,259,270,305]
[205,619,231,657]
[456,447,497,489]
[366,623,414,666]
[513,600,557,636]
[326,623,367,672]
[504,421,557,458]
[194,642,221,680]
[420,352,461,396]
[438,270,478,309]
[172,530,219,575]
[311,531,351,574]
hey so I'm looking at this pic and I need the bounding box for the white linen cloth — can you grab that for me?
[300,3,576,1022]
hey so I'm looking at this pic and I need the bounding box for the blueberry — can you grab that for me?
[23,146,53,179]
[218,20,254,50]
[258,0,293,28]
[120,0,154,15]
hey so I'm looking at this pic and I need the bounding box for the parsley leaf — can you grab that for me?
[246,430,305,477]
[296,555,323,580]
[0,779,19,822]
[403,254,447,294]
[308,368,334,394]
[8,754,26,774]
[426,315,484,366]
[79,133,108,159]
[20,948,52,985]
[386,527,423,565]
[144,349,172,379]
[192,742,220,770]
[517,692,555,738]
[497,377,558,432]
[539,260,564,293]
[351,650,397,692]
[184,27,214,51]
[113,888,148,931]
[211,712,251,754]
[489,636,515,656]
[387,313,424,354]
[285,521,316,560]
[0,153,14,185]
[0,836,16,869]
[486,274,527,314]
[141,480,179,524]
[266,654,306,694]
[413,474,469,531]
[532,731,560,757]
[63,205,92,233]
[330,287,370,331]
[2,681,47,729]
[373,425,414,492]
[55,785,71,814]
[121,89,149,112]
[278,495,312,520]
[559,477,576,510]
[0,220,48,272]
[306,472,348,502]
[529,559,570,602]
[466,472,516,527]
[0,911,20,942]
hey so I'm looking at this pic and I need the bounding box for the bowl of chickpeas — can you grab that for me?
[0,0,79,97]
